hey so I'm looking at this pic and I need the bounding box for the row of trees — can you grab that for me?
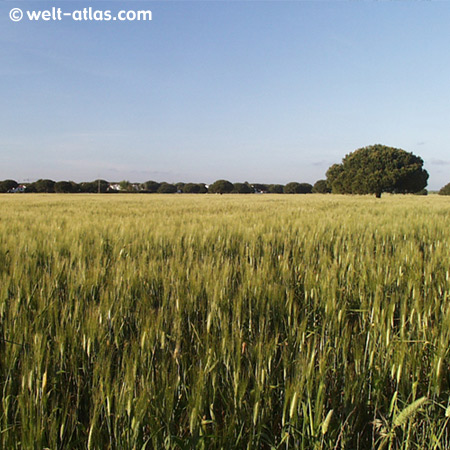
[1,145,440,197]
[208,181,319,194]
[0,179,328,194]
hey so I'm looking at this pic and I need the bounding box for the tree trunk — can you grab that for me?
[375,191,381,198]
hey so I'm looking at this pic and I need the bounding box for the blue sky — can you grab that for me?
[1,1,450,189]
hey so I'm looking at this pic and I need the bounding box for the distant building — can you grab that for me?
[108,182,141,192]
[108,183,121,191]
[9,185,26,193]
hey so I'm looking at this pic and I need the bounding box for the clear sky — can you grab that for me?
[1,1,450,189]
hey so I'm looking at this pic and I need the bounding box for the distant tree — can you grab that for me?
[209,179,234,194]
[175,182,185,193]
[299,183,313,193]
[232,182,253,194]
[79,180,108,193]
[252,184,268,193]
[183,183,205,193]
[143,180,161,193]
[414,189,428,196]
[32,179,55,193]
[157,182,177,193]
[79,181,94,193]
[24,183,36,193]
[267,184,284,194]
[312,179,331,193]
[439,183,450,195]
[182,183,197,193]
[55,181,76,193]
[197,183,208,193]
[94,179,109,193]
[284,182,312,194]
[0,179,18,193]
[119,180,136,192]
[70,181,81,193]
[326,145,429,198]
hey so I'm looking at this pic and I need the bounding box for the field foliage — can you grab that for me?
[1,194,450,449]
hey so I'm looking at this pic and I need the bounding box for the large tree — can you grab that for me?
[326,145,429,198]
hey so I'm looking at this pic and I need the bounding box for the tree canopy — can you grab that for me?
[209,180,234,194]
[326,145,429,198]
[157,183,177,194]
[232,182,253,194]
[30,179,56,193]
[267,184,284,194]
[284,182,313,194]
[183,183,200,193]
[182,183,208,193]
[55,181,78,193]
[0,179,18,193]
[142,181,161,193]
[78,180,108,193]
[312,179,331,194]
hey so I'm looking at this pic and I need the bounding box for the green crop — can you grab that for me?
[0,193,449,449]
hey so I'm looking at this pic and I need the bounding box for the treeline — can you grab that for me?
[0,179,332,194]
[439,183,450,195]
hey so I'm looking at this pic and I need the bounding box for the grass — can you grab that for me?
[1,193,450,449]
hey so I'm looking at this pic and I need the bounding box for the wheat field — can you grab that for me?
[1,194,450,449]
